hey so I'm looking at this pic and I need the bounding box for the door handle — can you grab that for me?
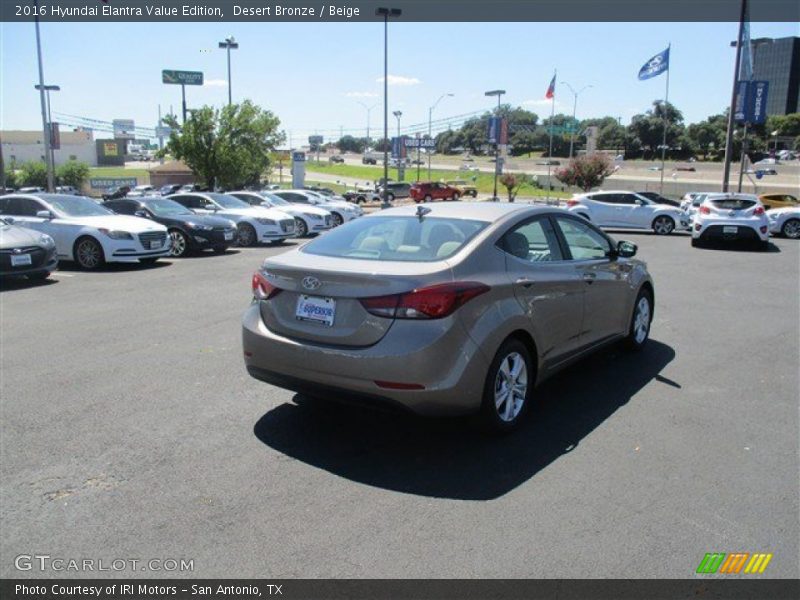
[515,277,534,288]
[582,272,596,284]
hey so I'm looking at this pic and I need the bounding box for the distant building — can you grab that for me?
[1,129,97,166]
[752,36,800,116]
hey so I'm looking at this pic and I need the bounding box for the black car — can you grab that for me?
[637,191,680,207]
[159,184,182,196]
[103,197,237,257]
[102,185,131,201]
[0,218,58,281]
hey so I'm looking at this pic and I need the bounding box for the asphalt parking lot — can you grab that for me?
[1,231,798,579]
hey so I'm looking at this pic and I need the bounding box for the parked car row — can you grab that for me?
[0,190,364,278]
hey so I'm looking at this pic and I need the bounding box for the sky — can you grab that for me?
[1,20,798,143]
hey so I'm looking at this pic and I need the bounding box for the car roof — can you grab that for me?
[366,201,549,222]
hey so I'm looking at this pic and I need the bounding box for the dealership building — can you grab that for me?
[752,36,800,116]
[1,129,98,167]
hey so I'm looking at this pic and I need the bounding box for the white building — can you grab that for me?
[1,130,97,167]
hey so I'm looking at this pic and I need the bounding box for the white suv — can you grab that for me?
[567,190,689,234]
[691,193,769,249]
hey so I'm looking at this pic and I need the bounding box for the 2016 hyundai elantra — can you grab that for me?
[242,202,655,431]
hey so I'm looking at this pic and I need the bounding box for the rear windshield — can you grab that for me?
[301,216,487,262]
[712,199,756,210]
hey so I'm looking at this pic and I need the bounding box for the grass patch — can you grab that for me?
[305,161,570,198]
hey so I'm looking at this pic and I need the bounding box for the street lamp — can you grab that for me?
[561,81,593,159]
[485,89,505,201]
[393,110,402,138]
[35,84,60,175]
[376,7,402,209]
[33,0,54,192]
[356,101,376,149]
[218,36,239,106]
[428,93,453,179]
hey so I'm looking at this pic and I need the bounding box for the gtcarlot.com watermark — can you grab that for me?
[14,554,194,573]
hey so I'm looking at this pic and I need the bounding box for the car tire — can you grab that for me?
[27,271,50,281]
[212,246,228,254]
[237,223,257,247]
[453,193,460,201]
[652,215,675,235]
[168,229,189,257]
[331,212,344,227]
[387,193,395,202]
[294,218,308,237]
[691,238,703,248]
[356,195,366,204]
[74,236,105,270]
[624,288,653,351]
[781,218,800,239]
[424,195,433,203]
[479,338,534,433]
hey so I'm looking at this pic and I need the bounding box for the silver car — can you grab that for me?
[242,202,655,431]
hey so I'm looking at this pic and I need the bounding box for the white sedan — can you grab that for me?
[271,190,361,226]
[567,190,690,234]
[228,191,333,237]
[0,193,170,269]
[691,194,770,249]
[768,207,800,239]
[168,192,295,246]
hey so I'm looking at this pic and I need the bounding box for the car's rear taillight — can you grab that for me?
[753,206,765,216]
[251,271,281,300]
[360,282,490,319]
[699,205,711,215]
[566,199,580,207]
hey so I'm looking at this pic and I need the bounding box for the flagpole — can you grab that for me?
[659,43,670,195]
[547,69,556,201]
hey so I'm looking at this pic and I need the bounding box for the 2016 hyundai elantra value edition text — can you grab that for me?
[242,202,655,431]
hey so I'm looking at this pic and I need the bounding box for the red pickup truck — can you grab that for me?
[409,182,462,203]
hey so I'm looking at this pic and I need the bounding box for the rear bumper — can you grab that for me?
[241,302,490,416]
[692,220,769,242]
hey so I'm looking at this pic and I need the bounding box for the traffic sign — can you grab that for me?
[162,70,204,86]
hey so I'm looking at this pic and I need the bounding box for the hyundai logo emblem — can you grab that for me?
[302,276,321,290]
[12,248,22,254]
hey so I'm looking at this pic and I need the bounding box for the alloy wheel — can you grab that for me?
[634,296,651,344]
[783,219,800,239]
[238,223,256,246]
[169,230,187,257]
[331,213,343,226]
[295,218,308,237]
[494,352,528,422]
[76,238,102,270]
[653,216,674,235]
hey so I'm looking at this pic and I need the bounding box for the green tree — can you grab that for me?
[337,135,366,154]
[162,100,284,189]
[628,101,685,159]
[555,154,614,191]
[20,161,48,188]
[56,161,90,189]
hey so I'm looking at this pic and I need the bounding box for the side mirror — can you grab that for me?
[36,210,54,220]
[134,210,149,218]
[617,240,637,258]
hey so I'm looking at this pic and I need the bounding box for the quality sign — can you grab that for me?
[162,70,204,86]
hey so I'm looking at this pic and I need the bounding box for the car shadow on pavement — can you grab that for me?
[57,260,174,273]
[0,277,59,292]
[694,241,781,253]
[253,339,676,500]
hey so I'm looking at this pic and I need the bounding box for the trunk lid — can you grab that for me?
[259,252,452,347]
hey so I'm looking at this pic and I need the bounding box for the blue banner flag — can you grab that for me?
[638,47,670,80]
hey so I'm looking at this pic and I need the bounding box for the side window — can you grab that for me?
[499,218,564,263]
[110,201,136,215]
[12,198,47,216]
[619,194,640,205]
[0,197,10,214]
[181,195,203,209]
[554,217,612,261]
[593,194,617,204]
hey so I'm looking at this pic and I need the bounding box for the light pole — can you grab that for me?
[218,36,238,106]
[35,84,60,175]
[393,110,402,138]
[356,101,376,149]
[376,7,402,209]
[485,89,505,201]
[561,81,593,159]
[428,93,453,179]
[34,0,54,192]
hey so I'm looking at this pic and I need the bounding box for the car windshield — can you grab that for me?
[206,193,250,209]
[48,195,113,217]
[143,198,193,216]
[302,216,487,262]
[262,193,290,207]
[712,199,756,210]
